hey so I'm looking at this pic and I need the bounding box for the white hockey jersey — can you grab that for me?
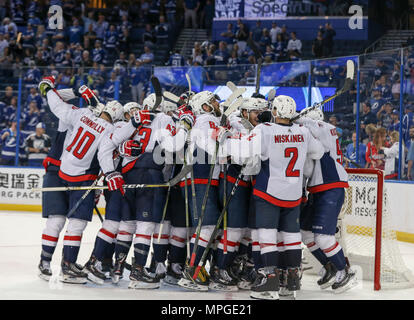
[46,90,114,181]
[295,118,349,193]
[120,112,186,173]
[225,122,324,207]
[185,113,221,185]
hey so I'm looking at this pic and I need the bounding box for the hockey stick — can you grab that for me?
[157,165,176,243]
[151,76,163,111]
[66,173,105,219]
[163,91,180,104]
[94,204,104,223]
[222,164,228,255]
[247,37,263,95]
[188,97,243,267]
[33,165,192,192]
[193,170,244,280]
[291,60,355,122]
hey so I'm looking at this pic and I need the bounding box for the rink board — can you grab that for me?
[0,166,412,242]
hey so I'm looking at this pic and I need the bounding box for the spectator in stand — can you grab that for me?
[366,127,387,170]
[68,18,83,45]
[263,45,275,63]
[388,109,400,133]
[139,46,154,65]
[5,96,17,124]
[402,104,414,145]
[259,28,271,54]
[214,41,229,66]
[312,31,324,58]
[166,49,185,66]
[84,23,97,51]
[329,115,342,142]
[143,24,156,48]
[1,17,17,36]
[380,131,403,180]
[287,31,302,57]
[23,61,41,89]
[81,49,93,68]
[94,13,109,41]
[313,60,332,86]
[118,16,130,53]
[130,59,148,104]
[274,33,286,61]
[82,10,96,35]
[250,21,263,45]
[155,15,169,45]
[148,0,161,25]
[270,22,281,47]
[92,39,105,65]
[320,23,336,57]
[392,77,401,101]
[25,122,50,167]
[53,41,66,67]
[103,71,120,102]
[373,59,387,82]
[27,87,43,112]
[370,88,386,115]
[220,23,235,52]
[376,102,393,129]
[22,101,42,133]
[104,24,119,64]
[376,75,392,101]
[0,31,9,58]
[165,0,177,27]
[61,50,74,69]
[2,86,14,106]
[279,25,289,43]
[72,43,83,67]
[345,131,366,168]
[227,50,240,66]
[235,20,249,56]
[360,102,377,131]
[22,23,35,50]
[406,127,414,180]
[184,0,200,29]
[51,27,65,47]
[0,120,19,165]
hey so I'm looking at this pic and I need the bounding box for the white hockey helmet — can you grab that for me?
[305,107,324,121]
[240,97,268,112]
[273,95,297,119]
[161,100,177,114]
[89,102,105,117]
[190,91,217,115]
[143,93,163,111]
[103,100,124,122]
[123,102,141,114]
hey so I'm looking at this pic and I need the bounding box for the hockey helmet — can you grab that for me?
[89,102,105,117]
[103,100,124,122]
[305,107,324,121]
[190,91,217,115]
[143,93,163,111]
[273,95,297,119]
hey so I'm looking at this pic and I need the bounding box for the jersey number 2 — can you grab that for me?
[285,147,300,177]
[66,127,96,160]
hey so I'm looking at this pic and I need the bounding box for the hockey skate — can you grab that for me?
[155,262,167,280]
[111,253,127,284]
[60,260,88,284]
[278,269,294,298]
[38,259,52,281]
[332,266,357,294]
[128,262,160,289]
[286,267,301,299]
[237,259,257,290]
[250,268,280,300]
[163,263,183,286]
[177,265,209,292]
[84,256,106,285]
[209,266,239,292]
[317,261,337,289]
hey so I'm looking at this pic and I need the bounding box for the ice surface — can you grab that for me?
[1,211,414,300]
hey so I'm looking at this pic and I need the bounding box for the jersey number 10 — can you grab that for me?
[66,127,96,160]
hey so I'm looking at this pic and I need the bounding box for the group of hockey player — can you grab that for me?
[36,74,357,300]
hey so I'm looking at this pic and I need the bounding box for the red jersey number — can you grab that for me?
[336,139,343,165]
[137,127,152,153]
[285,147,300,177]
[66,127,96,160]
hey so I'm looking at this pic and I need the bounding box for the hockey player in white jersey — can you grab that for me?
[38,86,101,280]
[177,91,223,292]
[295,107,357,293]
[214,95,324,300]
[38,76,144,284]
[210,97,267,292]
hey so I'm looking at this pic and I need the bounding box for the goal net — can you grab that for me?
[303,168,414,290]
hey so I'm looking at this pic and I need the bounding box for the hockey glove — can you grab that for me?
[212,126,232,144]
[105,171,125,196]
[131,110,154,128]
[179,109,195,132]
[118,140,143,157]
[38,76,55,96]
[76,85,100,107]
[257,110,272,123]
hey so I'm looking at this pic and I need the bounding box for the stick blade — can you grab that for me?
[151,76,162,111]
[346,60,355,80]
[168,164,192,186]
